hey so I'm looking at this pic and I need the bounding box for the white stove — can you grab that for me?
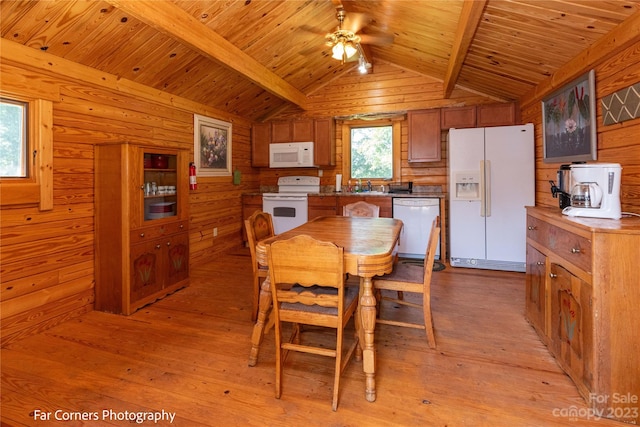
[262,176,320,234]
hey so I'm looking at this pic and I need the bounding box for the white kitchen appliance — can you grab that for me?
[269,142,315,168]
[562,163,622,219]
[262,176,320,234]
[449,124,534,272]
[392,198,440,259]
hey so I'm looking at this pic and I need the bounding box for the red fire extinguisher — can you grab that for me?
[189,162,197,190]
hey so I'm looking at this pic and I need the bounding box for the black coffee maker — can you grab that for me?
[549,164,572,209]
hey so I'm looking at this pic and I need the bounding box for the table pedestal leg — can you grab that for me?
[359,276,377,402]
[248,276,272,367]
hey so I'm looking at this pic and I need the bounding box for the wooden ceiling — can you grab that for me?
[2,0,640,122]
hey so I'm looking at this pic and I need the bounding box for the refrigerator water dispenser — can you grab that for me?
[453,171,481,200]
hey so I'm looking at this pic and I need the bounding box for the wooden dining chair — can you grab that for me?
[268,234,360,411]
[343,200,380,217]
[244,211,275,321]
[372,217,440,348]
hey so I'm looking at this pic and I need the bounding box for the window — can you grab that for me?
[0,94,53,210]
[0,98,29,178]
[342,120,401,184]
[350,125,392,179]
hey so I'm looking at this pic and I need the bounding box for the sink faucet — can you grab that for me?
[367,180,372,192]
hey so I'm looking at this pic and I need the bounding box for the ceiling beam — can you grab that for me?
[443,0,487,98]
[105,0,309,110]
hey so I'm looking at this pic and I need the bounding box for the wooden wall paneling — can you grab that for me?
[1,45,258,345]
[522,40,640,215]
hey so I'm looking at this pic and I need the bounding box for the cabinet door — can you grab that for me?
[408,109,441,162]
[164,232,189,288]
[550,263,594,393]
[308,195,337,220]
[291,119,314,141]
[525,245,547,336]
[251,123,270,167]
[477,103,517,127]
[271,121,291,143]
[130,239,164,304]
[441,106,476,129]
[314,118,335,166]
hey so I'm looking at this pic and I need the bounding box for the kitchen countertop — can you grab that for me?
[245,191,447,198]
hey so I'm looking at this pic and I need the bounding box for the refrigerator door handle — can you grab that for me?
[485,160,491,217]
[480,160,486,217]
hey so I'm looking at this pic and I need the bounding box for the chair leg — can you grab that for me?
[252,275,261,321]
[274,315,283,399]
[423,289,436,349]
[332,328,343,411]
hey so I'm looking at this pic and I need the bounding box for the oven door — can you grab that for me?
[262,193,309,234]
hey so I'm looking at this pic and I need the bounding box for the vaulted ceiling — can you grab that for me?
[2,0,639,122]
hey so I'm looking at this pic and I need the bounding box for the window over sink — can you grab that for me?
[342,119,401,185]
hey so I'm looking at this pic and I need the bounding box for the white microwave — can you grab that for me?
[269,142,316,168]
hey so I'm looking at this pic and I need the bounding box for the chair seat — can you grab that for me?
[377,263,423,284]
[281,285,359,315]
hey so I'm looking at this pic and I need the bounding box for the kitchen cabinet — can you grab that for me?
[271,119,314,143]
[308,195,337,219]
[525,207,640,424]
[251,118,335,167]
[338,195,392,218]
[525,245,547,337]
[314,117,335,166]
[477,103,518,127]
[441,103,518,129]
[408,109,441,162]
[441,106,476,129]
[251,123,270,167]
[95,143,190,315]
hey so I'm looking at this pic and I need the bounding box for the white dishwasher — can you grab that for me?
[392,198,440,259]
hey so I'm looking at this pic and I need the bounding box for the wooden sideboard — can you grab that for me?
[525,206,640,425]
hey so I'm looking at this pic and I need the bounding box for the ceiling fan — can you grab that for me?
[324,6,393,72]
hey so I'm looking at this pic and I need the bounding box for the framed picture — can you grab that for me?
[542,69,597,163]
[194,114,232,176]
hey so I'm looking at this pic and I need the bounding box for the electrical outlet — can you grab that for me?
[318,169,323,177]
[213,227,218,237]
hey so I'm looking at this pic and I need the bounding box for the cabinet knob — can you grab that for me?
[166,241,171,246]
[570,247,581,254]
[139,233,145,238]
[527,226,536,230]
[549,273,557,278]
[155,244,161,249]
[536,261,544,266]
[179,224,184,229]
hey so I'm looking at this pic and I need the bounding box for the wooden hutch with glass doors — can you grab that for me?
[95,142,190,315]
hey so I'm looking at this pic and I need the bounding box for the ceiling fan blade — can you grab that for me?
[343,12,371,34]
[359,33,395,46]
[300,24,328,35]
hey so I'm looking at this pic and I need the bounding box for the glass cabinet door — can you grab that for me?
[143,152,178,222]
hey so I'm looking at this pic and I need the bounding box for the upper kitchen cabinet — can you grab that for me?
[251,118,335,167]
[251,122,270,167]
[441,106,477,129]
[314,117,335,166]
[271,119,314,143]
[441,103,519,129]
[408,109,441,162]
[476,103,519,127]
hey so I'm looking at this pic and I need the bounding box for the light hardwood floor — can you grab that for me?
[0,249,625,426]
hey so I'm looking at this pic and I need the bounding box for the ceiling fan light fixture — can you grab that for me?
[331,41,345,60]
[344,41,358,59]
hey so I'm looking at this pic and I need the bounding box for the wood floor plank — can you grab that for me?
[0,249,626,426]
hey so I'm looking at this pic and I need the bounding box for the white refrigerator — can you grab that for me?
[448,124,534,272]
